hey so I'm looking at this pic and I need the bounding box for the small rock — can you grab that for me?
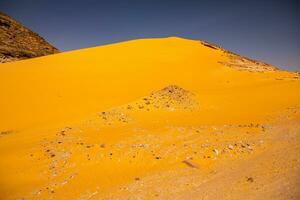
[247,145,253,150]
[213,149,219,155]
[246,177,254,183]
[182,160,199,169]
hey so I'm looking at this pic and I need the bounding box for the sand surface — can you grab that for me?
[0,37,299,199]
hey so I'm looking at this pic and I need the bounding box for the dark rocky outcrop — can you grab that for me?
[0,12,59,63]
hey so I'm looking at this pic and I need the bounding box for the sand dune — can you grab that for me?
[0,37,299,199]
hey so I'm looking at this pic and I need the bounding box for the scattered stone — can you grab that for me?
[0,130,13,136]
[213,149,219,155]
[100,144,106,148]
[182,160,199,169]
[138,105,144,109]
[247,145,253,151]
[246,177,254,183]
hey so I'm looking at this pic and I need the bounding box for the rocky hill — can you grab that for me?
[0,12,59,63]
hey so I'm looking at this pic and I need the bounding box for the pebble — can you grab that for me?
[213,149,219,155]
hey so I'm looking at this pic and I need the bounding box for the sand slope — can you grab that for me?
[0,37,299,199]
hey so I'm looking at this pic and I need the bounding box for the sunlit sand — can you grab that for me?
[0,37,299,199]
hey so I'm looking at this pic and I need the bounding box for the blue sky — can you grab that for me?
[1,0,299,71]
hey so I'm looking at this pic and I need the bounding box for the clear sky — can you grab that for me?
[1,0,299,71]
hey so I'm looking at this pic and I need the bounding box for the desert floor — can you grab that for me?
[0,37,299,199]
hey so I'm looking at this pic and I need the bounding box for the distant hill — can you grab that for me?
[0,12,59,63]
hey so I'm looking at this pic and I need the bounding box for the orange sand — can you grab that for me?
[0,37,299,199]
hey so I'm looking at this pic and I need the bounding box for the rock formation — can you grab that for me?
[0,12,59,63]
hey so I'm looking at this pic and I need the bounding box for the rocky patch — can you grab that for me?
[0,12,59,63]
